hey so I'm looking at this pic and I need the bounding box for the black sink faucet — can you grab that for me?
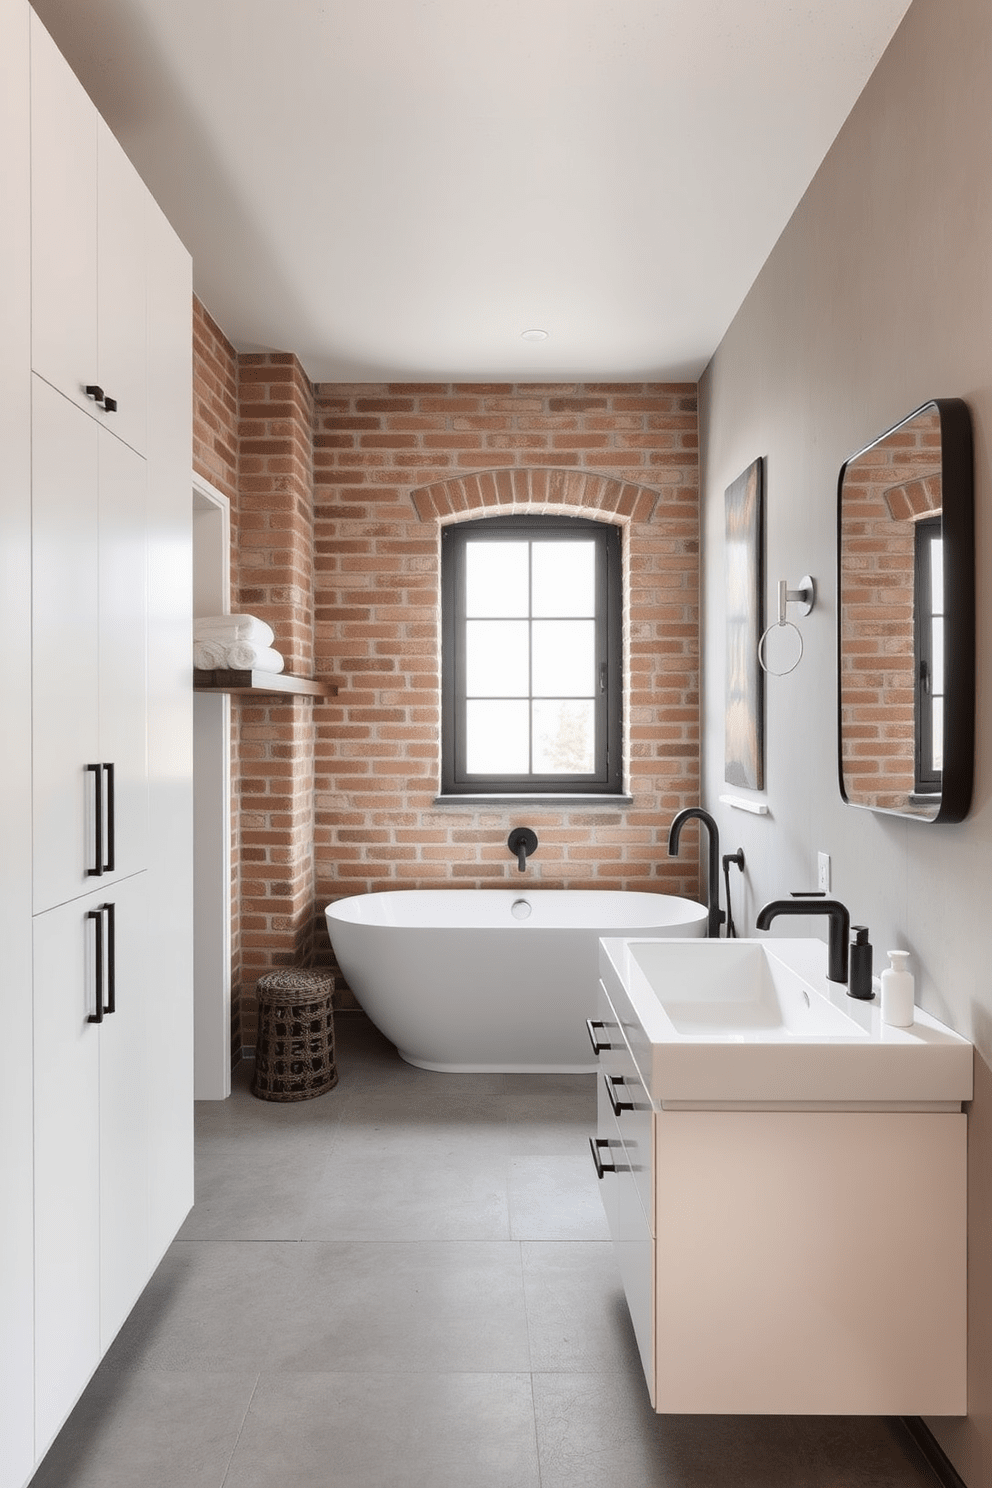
[507,827,538,873]
[755,898,851,984]
[668,807,725,939]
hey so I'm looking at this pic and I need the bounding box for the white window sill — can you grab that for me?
[432,794,634,807]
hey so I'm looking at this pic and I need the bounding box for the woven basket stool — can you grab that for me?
[251,969,338,1102]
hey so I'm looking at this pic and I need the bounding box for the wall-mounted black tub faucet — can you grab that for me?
[755,897,851,984]
[668,807,724,938]
[507,827,538,873]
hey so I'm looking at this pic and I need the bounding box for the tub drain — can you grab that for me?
[511,898,532,920]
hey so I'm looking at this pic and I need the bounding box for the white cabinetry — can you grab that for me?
[31,376,148,912]
[33,874,149,1450]
[30,11,147,456]
[0,8,194,1487]
[593,979,968,1415]
[0,6,35,1484]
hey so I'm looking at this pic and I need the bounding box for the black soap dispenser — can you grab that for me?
[847,925,874,1000]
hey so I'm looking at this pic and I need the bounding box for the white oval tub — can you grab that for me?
[324,889,707,1073]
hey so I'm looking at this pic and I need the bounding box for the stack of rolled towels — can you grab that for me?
[193,614,285,674]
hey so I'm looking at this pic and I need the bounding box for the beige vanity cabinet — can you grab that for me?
[593,978,968,1416]
[30,11,147,457]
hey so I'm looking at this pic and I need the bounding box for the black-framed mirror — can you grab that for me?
[837,399,974,822]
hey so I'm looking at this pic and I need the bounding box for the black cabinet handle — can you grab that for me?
[86,763,103,876]
[105,902,116,1016]
[603,1072,635,1118]
[86,903,116,1023]
[87,906,105,1023]
[84,384,117,413]
[103,763,115,872]
[589,1136,617,1180]
[586,1018,611,1054]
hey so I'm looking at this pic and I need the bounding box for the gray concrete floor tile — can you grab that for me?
[508,1155,611,1240]
[269,1241,531,1374]
[99,1241,303,1373]
[177,1145,337,1241]
[29,1016,948,1488]
[503,1073,599,1156]
[28,1370,257,1488]
[521,1240,643,1372]
[302,1148,512,1240]
[222,1371,541,1488]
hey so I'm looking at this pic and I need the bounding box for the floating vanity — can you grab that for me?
[592,937,972,1415]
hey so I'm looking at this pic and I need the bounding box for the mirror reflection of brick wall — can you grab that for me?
[840,409,940,811]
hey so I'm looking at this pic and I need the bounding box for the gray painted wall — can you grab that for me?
[699,0,992,1480]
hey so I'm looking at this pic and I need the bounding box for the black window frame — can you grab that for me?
[440,515,623,796]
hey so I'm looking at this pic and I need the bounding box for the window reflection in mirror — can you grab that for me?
[837,399,973,823]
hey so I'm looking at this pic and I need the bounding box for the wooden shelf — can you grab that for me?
[193,669,337,700]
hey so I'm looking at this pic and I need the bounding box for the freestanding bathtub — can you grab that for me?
[325,889,708,1072]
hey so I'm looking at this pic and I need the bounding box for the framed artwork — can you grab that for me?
[724,457,764,789]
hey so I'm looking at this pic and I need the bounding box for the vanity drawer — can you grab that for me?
[596,981,655,1232]
[592,1089,655,1403]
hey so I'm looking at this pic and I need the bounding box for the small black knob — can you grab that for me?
[85,384,105,402]
[102,395,117,413]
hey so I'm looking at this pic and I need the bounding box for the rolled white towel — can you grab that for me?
[193,637,229,669]
[194,613,275,648]
[223,642,285,674]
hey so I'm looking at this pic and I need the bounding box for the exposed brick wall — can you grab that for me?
[190,339,705,1042]
[839,408,941,810]
[233,356,318,1044]
[309,384,701,1003]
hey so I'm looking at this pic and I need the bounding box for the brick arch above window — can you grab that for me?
[409,468,660,525]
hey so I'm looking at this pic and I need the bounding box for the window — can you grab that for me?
[441,515,622,795]
[914,516,943,795]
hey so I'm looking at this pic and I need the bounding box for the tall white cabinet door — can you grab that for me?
[97,120,147,456]
[33,894,102,1454]
[29,11,98,415]
[31,377,101,912]
[99,432,149,884]
[98,873,150,1343]
[1,1,36,1482]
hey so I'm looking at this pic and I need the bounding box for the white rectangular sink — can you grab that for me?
[599,936,973,1108]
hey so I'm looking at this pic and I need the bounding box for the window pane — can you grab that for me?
[931,696,944,772]
[466,620,529,696]
[533,699,595,773]
[532,620,595,696]
[466,542,529,617]
[930,537,944,613]
[466,700,529,773]
[931,616,944,694]
[532,541,595,617]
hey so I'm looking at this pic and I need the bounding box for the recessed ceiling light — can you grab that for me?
[520,328,549,341]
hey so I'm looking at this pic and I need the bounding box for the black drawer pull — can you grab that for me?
[87,906,104,1023]
[586,1018,611,1054]
[603,1072,635,1118]
[589,1136,617,1180]
[86,763,103,876]
[103,762,115,872]
[105,901,116,1016]
[86,903,116,1023]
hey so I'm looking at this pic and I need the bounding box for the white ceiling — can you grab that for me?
[32,0,912,385]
